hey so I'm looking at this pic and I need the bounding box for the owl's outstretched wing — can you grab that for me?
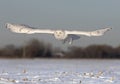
[65,28,112,36]
[6,23,54,34]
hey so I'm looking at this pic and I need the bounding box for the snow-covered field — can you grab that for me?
[0,59,119,84]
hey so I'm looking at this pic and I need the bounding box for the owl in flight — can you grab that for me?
[6,23,112,44]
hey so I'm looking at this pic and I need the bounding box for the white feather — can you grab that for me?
[66,28,112,36]
[6,23,54,34]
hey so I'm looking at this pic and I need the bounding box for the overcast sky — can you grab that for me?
[0,0,120,48]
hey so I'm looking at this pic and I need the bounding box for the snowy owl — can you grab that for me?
[6,23,112,44]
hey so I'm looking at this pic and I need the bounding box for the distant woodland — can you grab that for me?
[0,39,120,58]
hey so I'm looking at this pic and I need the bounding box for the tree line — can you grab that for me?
[0,39,120,58]
[66,45,120,58]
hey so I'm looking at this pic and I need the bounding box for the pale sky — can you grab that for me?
[0,0,120,48]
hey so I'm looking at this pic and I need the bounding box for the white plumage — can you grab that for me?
[6,23,54,34]
[6,23,112,44]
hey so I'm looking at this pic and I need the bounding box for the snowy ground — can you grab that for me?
[0,59,120,84]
